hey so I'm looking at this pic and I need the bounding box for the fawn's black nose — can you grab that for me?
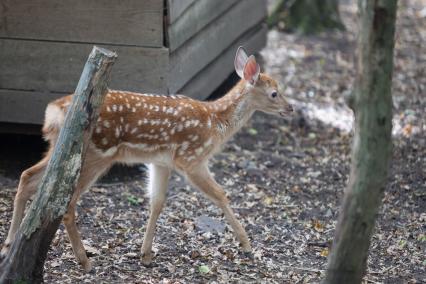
[287,105,294,113]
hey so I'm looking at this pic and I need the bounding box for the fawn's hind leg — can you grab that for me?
[62,151,112,272]
[141,164,171,266]
[1,152,50,257]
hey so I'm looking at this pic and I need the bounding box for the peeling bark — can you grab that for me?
[0,46,117,283]
[324,1,398,283]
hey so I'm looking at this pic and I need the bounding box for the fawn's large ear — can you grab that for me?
[234,46,249,78]
[243,55,260,84]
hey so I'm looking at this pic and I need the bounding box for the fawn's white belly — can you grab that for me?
[91,141,174,168]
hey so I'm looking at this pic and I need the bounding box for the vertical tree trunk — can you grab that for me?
[0,46,117,283]
[324,1,398,283]
[268,0,345,34]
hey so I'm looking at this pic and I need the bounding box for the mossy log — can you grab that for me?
[324,0,398,283]
[0,46,117,283]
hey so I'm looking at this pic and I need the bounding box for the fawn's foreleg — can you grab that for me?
[186,164,252,252]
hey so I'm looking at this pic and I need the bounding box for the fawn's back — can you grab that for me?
[43,90,229,171]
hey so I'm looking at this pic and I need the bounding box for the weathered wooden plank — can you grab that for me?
[0,90,64,125]
[0,46,116,282]
[169,0,266,93]
[167,0,197,24]
[0,0,163,47]
[179,25,267,100]
[168,0,239,52]
[0,39,169,94]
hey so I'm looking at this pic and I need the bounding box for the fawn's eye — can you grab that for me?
[270,91,278,99]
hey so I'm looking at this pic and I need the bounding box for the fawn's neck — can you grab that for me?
[208,80,255,139]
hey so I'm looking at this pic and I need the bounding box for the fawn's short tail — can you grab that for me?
[42,95,73,146]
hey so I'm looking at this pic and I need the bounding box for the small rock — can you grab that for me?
[195,215,225,234]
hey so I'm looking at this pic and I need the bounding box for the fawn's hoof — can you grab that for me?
[141,252,153,267]
[0,243,10,259]
[81,259,93,273]
[241,243,252,253]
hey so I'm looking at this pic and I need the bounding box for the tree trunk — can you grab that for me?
[0,46,117,283]
[268,0,345,34]
[324,1,398,283]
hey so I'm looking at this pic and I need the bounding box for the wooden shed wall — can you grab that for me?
[0,0,164,47]
[0,40,169,93]
[179,25,267,98]
[0,0,267,128]
[167,0,267,98]
[0,1,168,126]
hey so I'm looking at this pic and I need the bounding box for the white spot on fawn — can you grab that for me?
[181,141,189,150]
[195,147,204,156]
[204,137,213,147]
[186,156,196,162]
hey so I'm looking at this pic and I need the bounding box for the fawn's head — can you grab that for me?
[234,47,293,117]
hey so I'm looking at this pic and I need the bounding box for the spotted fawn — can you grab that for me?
[2,47,293,271]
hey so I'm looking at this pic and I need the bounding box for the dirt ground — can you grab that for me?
[0,1,425,283]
